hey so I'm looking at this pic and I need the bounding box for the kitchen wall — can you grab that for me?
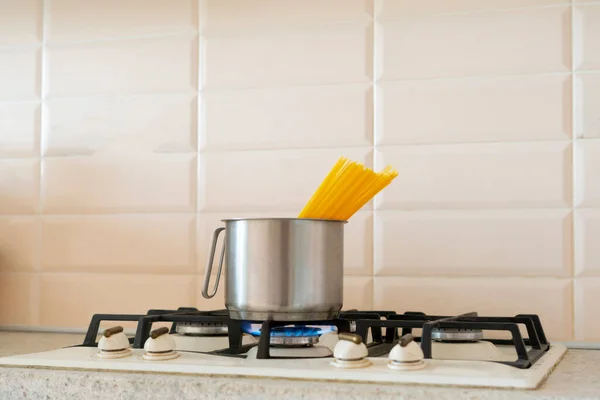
[0,0,596,342]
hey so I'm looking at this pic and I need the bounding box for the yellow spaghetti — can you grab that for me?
[298,157,398,221]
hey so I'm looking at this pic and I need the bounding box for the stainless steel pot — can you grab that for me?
[201,218,345,321]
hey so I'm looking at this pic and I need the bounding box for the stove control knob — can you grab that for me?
[388,334,426,371]
[331,332,371,369]
[143,326,179,361]
[97,326,132,359]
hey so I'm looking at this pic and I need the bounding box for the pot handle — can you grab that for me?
[202,226,226,299]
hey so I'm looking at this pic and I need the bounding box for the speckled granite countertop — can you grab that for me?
[1,331,599,400]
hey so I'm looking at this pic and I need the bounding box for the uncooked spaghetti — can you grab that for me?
[298,157,398,220]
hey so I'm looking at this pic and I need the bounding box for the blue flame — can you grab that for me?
[271,326,322,337]
[242,324,336,337]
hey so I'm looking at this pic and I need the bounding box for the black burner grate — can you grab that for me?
[81,307,253,356]
[351,311,550,369]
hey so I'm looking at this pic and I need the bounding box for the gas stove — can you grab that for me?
[0,308,567,389]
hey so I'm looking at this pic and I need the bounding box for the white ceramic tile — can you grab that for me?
[198,147,372,212]
[46,36,197,97]
[378,6,570,80]
[574,73,600,138]
[378,74,571,145]
[41,215,196,274]
[45,93,197,156]
[0,159,39,214]
[0,47,40,101]
[202,0,371,29]
[0,217,37,272]
[202,84,372,151]
[375,210,571,277]
[574,278,600,341]
[374,277,573,340]
[0,102,40,158]
[196,211,372,276]
[574,210,600,276]
[575,139,600,208]
[40,274,196,328]
[203,24,371,89]
[0,0,41,45]
[343,276,373,310]
[0,273,39,326]
[573,4,600,71]
[376,142,571,210]
[377,0,570,19]
[48,0,197,42]
[43,154,196,213]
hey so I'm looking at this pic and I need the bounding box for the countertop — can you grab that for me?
[0,331,599,400]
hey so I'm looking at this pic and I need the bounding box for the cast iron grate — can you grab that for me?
[352,311,550,369]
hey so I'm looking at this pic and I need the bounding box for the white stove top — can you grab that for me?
[0,331,567,390]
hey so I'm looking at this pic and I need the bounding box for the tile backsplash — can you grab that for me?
[0,0,597,343]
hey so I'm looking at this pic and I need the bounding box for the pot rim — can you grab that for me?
[220,217,348,223]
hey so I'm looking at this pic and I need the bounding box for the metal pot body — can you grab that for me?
[202,218,344,321]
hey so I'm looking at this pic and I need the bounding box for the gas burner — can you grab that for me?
[270,335,319,347]
[269,326,322,347]
[253,320,351,359]
[245,344,332,359]
[175,321,228,336]
[431,327,483,343]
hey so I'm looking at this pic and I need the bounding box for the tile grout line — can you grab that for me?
[195,0,203,307]
[570,1,577,342]
[379,3,571,21]
[0,31,197,49]
[370,0,377,310]
[34,0,50,326]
